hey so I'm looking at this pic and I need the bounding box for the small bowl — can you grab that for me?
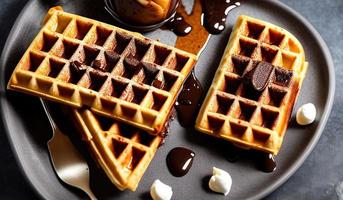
[104,0,177,32]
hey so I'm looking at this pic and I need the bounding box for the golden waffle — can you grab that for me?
[195,15,308,155]
[72,108,162,191]
[7,7,197,135]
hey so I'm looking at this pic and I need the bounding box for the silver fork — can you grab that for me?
[40,98,97,200]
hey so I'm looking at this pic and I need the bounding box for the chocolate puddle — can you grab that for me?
[166,147,195,177]
[202,0,241,34]
[256,153,277,173]
[175,70,203,127]
[165,13,192,36]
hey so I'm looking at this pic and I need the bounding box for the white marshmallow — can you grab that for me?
[296,103,316,125]
[208,167,232,196]
[150,179,173,200]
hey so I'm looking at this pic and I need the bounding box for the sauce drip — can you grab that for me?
[202,0,241,34]
[166,147,195,177]
[165,13,192,36]
[256,153,277,173]
[175,70,203,127]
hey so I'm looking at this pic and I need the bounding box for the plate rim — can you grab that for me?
[0,0,335,199]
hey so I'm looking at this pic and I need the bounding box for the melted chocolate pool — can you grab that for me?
[166,147,195,177]
[175,70,203,127]
[165,13,192,36]
[202,0,241,34]
[256,153,277,173]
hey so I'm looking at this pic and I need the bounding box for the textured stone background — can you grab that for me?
[0,0,342,199]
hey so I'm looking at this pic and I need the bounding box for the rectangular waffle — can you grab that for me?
[7,7,197,135]
[72,108,162,191]
[195,15,308,155]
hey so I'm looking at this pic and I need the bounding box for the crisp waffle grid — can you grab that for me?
[7,7,197,135]
[73,108,162,191]
[195,15,308,155]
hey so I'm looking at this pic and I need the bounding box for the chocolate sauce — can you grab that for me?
[166,147,195,177]
[256,153,277,173]
[202,0,241,34]
[165,13,192,36]
[175,70,203,127]
[69,61,87,83]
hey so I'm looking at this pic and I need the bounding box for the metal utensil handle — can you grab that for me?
[39,98,57,130]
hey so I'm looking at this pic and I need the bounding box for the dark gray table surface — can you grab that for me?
[0,0,342,199]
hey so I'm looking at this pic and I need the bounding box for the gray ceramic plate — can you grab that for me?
[0,0,335,199]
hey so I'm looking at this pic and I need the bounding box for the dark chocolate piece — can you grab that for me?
[274,67,293,87]
[152,78,165,89]
[175,70,203,127]
[243,61,273,91]
[124,55,140,68]
[202,0,241,34]
[165,13,192,36]
[140,62,159,84]
[92,59,108,72]
[69,61,87,83]
[105,50,121,63]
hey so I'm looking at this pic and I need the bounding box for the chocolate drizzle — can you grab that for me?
[256,153,277,173]
[165,13,192,36]
[166,147,195,177]
[201,0,241,34]
[175,70,203,127]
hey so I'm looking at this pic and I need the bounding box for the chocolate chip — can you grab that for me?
[152,78,165,89]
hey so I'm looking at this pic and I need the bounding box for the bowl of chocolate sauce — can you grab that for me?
[104,0,180,32]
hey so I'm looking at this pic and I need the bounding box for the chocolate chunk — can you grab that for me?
[141,62,159,75]
[124,55,140,68]
[274,67,293,87]
[105,50,120,63]
[70,61,87,75]
[69,61,87,83]
[243,61,273,91]
[70,60,85,72]
[232,55,251,76]
[91,59,108,72]
[123,55,140,78]
[152,78,165,89]
[140,62,159,84]
[88,71,107,91]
